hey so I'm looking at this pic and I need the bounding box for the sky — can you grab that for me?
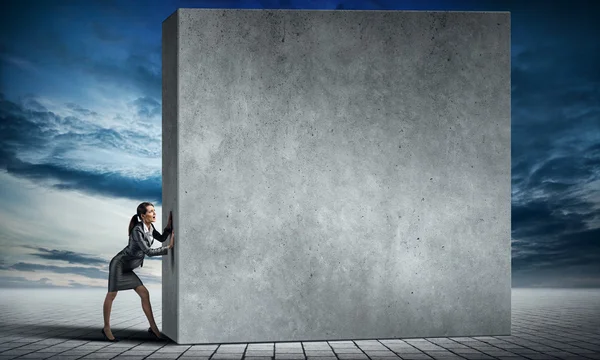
[0,0,599,289]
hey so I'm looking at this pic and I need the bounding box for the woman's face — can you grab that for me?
[141,205,157,223]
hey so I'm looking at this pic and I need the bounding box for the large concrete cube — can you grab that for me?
[162,9,510,344]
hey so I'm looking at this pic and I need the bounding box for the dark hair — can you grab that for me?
[128,202,154,235]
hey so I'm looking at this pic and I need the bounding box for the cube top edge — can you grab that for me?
[163,8,510,23]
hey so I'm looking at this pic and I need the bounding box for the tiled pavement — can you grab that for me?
[1,287,599,360]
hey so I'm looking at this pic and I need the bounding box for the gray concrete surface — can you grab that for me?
[162,9,511,344]
[162,9,180,343]
[1,288,599,360]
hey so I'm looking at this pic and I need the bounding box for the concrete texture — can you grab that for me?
[162,9,511,344]
[161,10,179,342]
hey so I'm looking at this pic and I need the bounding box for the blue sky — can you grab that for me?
[0,0,599,289]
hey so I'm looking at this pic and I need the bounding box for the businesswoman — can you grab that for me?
[102,202,175,342]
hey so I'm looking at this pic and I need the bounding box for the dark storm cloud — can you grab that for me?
[65,103,98,117]
[2,264,162,286]
[0,149,162,203]
[132,96,161,118]
[508,1,600,286]
[512,200,600,270]
[22,246,107,266]
[9,262,108,280]
[23,98,48,112]
[0,276,106,288]
[0,97,163,203]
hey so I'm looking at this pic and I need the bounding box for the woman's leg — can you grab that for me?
[103,291,118,339]
[134,285,160,336]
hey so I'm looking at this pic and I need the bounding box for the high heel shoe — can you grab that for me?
[101,328,119,342]
[148,327,163,340]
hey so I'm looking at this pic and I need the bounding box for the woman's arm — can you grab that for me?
[132,228,168,256]
[152,211,173,243]
[152,225,172,243]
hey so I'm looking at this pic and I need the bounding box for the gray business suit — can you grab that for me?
[107,222,172,292]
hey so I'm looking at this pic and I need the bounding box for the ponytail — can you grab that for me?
[128,201,154,235]
[128,214,140,235]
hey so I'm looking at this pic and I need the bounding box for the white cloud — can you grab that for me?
[5,95,163,180]
[0,170,166,287]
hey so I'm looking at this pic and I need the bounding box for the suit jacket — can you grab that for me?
[120,222,172,269]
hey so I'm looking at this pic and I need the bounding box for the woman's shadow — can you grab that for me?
[13,323,171,343]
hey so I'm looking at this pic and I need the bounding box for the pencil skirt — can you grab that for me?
[107,252,143,292]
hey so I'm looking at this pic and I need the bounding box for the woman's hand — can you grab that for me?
[168,230,175,249]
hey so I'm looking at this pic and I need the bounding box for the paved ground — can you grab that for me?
[0,287,599,360]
